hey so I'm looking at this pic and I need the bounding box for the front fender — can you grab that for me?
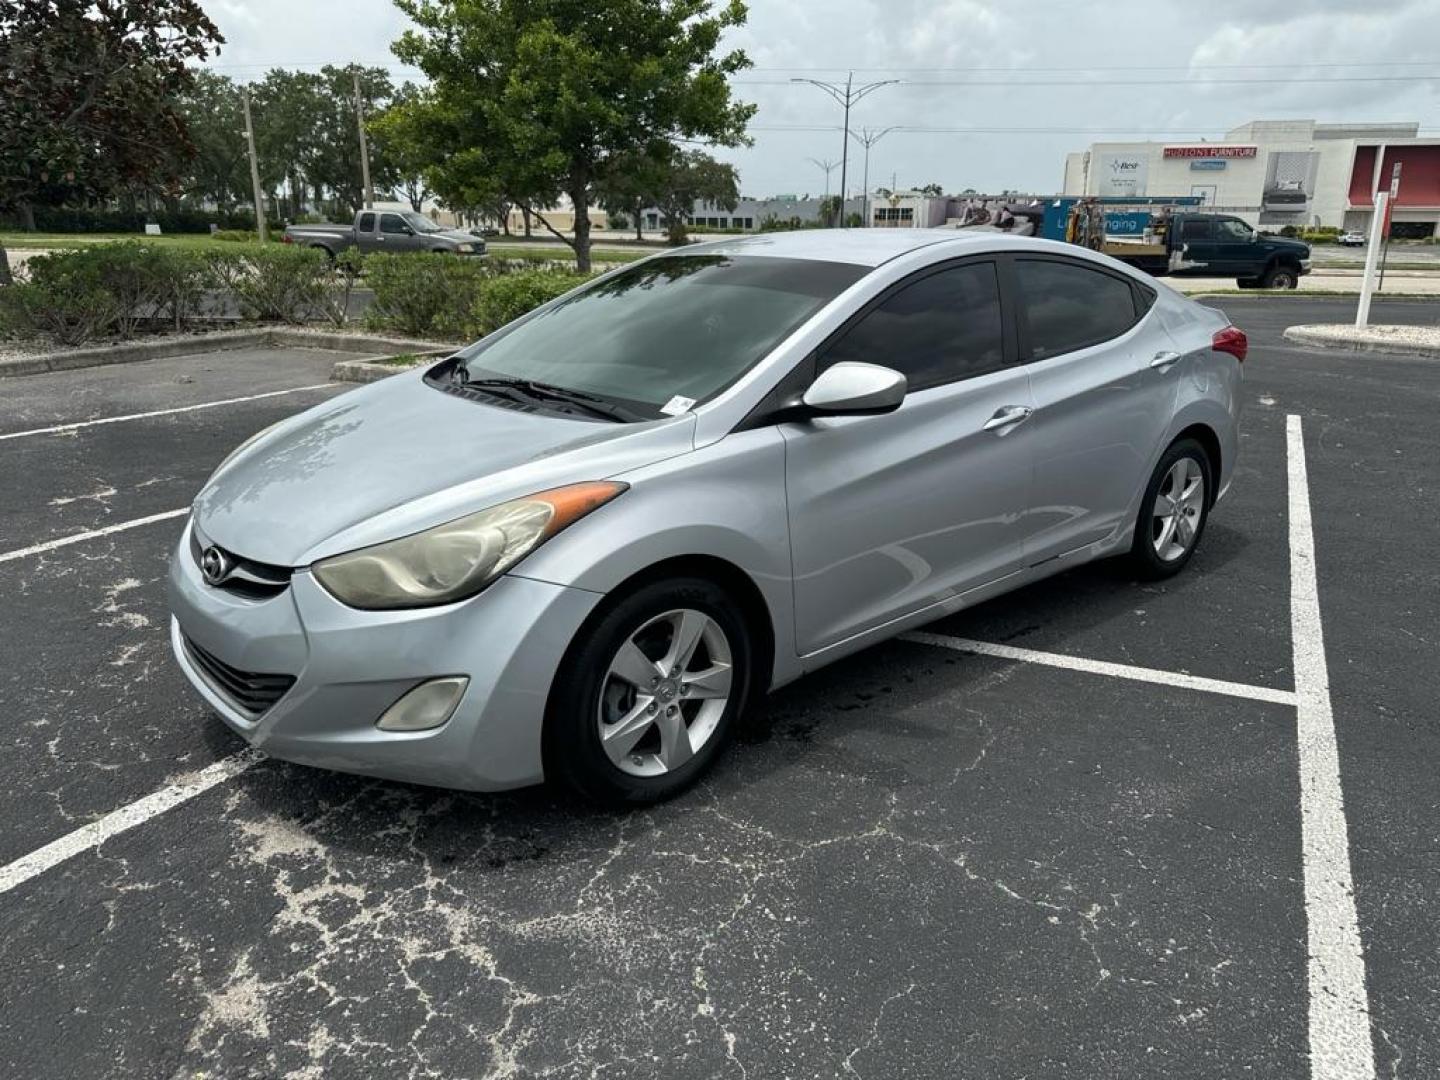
[505,427,801,686]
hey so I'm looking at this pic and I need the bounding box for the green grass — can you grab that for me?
[0,231,273,251]
[1,232,643,267]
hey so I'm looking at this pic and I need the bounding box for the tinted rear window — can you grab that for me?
[1015,259,1142,361]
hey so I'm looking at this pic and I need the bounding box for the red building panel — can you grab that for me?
[1349,144,1440,207]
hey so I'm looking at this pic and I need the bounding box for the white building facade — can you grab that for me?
[1062,120,1440,237]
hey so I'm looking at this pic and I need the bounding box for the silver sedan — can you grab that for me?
[169,230,1244,803]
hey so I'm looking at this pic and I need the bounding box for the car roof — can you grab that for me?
[665,228,1133,270]
[672,228,997,267]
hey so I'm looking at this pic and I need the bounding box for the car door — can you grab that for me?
[1012,255,1181,565]
[1173,216,1217,275]
[355,211,377,252]
[1211,216,1259,277]
[378,212,420,252]
[781,258,1034,655]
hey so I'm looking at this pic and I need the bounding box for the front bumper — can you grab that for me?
[168,518,602,791]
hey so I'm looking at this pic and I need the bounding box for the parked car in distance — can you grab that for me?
[1337,231,1368,247]
[170,230,1244,805]
[283,209,487,257]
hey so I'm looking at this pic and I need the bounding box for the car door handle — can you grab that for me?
[1150,350,1182,371]
[982,405,1032,433]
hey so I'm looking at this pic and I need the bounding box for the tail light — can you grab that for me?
[280,233,293,244]
[1212,326,1247,363]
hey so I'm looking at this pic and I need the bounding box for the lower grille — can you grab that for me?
[183,635,295,716]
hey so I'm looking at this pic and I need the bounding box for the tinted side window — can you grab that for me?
[1015,259,1141,361]
[357,212,376,232]
[1181,218,1212,241]
[821,262,1004,392]
[1216,218,1252,242]
[380,213,409,234]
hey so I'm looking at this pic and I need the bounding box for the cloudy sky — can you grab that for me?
[202,0,1439,199]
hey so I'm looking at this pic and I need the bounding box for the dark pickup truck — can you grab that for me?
[1090,212,1312,289]
[283,210,487,258]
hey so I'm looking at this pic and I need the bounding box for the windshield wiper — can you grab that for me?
[461,376,644,423]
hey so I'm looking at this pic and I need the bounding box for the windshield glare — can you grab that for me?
[451,255,865,416]
[403,212,444,233]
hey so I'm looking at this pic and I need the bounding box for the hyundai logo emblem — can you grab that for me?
[200,545,233,586]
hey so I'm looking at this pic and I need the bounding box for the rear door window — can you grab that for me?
[357,212,376,232]
[820,261,1005,392]
[1181,218,1213,241]
[1014,258,1144,362]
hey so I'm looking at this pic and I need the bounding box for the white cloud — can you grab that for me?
[196,0,1438,197]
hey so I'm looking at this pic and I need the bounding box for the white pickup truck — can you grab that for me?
[283,210,487,258]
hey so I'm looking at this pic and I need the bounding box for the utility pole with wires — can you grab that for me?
[791,72,899,228]
[241,87,267,243]
[354,71,375,209]
[851,126,899,228]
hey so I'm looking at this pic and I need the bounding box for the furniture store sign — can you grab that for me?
[1163,146,1258,159]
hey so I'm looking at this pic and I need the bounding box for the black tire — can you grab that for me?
[1261,264,1299,289]
[1128,438,1214,580]
[543,576,758,805]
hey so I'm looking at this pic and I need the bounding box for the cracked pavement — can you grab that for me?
[1,303,1437,1078]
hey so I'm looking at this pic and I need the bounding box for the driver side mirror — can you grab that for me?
[801,361,907,416]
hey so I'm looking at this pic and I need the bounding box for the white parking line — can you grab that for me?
[901,631,1298,706]
[0,384,335,442]
[0,750,263,896]
[1287,413,1376,1080]
[0,508,188,564]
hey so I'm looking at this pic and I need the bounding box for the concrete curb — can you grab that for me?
[0,327,458,379]
[1283,325,1440,359]
[331,352,453,384]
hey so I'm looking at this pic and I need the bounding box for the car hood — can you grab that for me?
[193,371,695,566]
[435,229,483,245]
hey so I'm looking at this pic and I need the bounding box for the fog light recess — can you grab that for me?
[377,677,470,732]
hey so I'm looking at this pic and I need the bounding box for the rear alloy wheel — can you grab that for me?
[1262,265,1299,289]
[544,577,754,804]
[1129,438,1212,579]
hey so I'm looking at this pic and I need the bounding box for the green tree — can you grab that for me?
[387,0,755,271]
[252,69,329,219]
[0,0,222,280]
[653,150,739,244]
[306,65,399,215]
[595,147,673,242]
[174,71,250,211]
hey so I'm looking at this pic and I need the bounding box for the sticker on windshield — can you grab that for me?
[660,395,696,416]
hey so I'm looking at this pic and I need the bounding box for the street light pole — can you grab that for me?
[807,157,839,216]
[851,127,899,228]
[791,73,899,228]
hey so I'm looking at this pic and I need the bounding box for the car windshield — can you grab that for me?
[445,255,866,418]
[403,212,445,233]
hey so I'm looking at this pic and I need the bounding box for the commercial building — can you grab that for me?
[639,195,865,233]
[1063,120,1440,237]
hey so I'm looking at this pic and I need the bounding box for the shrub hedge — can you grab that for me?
[467,269,592,337]
[0,243,597,348]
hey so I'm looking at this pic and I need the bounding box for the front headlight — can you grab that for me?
[311,481,627,610]
[454,243,474,253]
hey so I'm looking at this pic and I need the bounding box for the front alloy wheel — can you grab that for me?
[544,577,754,804]
[598,609,733,778]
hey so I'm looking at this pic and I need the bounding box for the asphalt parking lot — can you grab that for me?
[1,297,1437,1079]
